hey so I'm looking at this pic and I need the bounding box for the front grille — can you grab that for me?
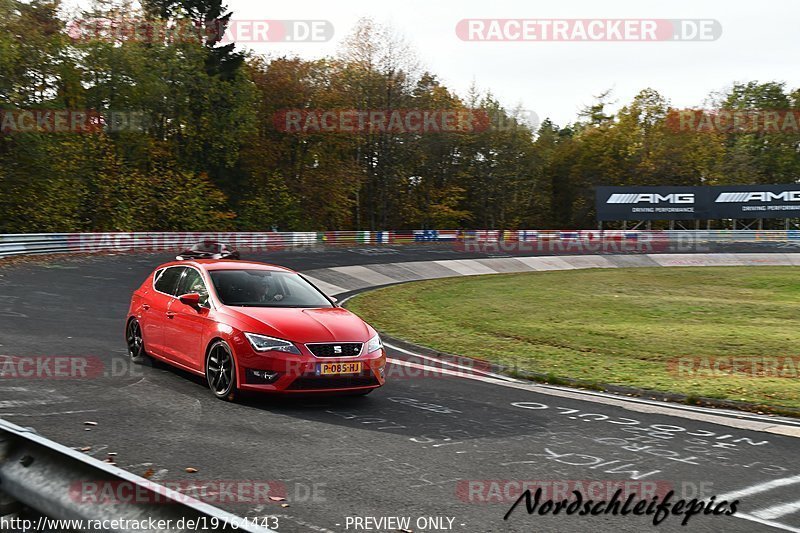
[306,343,362,358]
[287,374,379,390]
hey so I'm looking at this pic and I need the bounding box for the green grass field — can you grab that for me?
[347,267,800,410]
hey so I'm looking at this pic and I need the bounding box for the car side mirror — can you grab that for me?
[330,296,338,305]
[179,293,201,308]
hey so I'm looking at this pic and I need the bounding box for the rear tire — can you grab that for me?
[206,340,237,401]
[126,319,147,364]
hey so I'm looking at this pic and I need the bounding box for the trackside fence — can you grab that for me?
[1,229,799,258]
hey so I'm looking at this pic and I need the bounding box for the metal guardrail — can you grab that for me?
[1,229,799,258]
[0,419,275,532]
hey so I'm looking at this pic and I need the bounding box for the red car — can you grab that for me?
[175,241,240,261]
[125,260,386,399]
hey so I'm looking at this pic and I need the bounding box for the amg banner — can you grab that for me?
[710,185,800,218]
[596,185,800,220]
[595,186,705,221]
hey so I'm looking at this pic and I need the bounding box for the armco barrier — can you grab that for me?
[1,230,799,258]
[0,419,275,532]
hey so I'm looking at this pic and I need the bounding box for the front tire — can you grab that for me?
[126,319,147,364]
[206,340,237,401]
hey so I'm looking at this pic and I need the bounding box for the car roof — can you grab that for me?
[158,260,296,273]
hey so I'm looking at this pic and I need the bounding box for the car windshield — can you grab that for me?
[209,270,333,308]
[191,242,222,253]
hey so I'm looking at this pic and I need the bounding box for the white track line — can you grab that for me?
[716,475,800,501]
[694,475,800,532]
[753,501,800,520]
[386,358,510,382]
[383,343,800,438]
[735,513,800,533]
[385,342,519,382]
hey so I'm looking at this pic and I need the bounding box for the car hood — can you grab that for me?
[220,306,372,342]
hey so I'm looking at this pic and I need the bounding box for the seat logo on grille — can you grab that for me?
[334,345,342,354]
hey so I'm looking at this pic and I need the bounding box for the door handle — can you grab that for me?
[166,312,175,319]
[142,304,151,311]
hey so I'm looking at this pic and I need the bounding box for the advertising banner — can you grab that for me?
[596,185,800,221]
[595,186,706,221]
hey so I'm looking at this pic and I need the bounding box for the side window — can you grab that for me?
[178,268,210,307]
[154,267,185,296]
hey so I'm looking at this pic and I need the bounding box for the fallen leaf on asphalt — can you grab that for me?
[280,504,290,508]
[268,496,285,502]
[185,467,198,473]
[80,447,91,452]
[142,468,155,479]
[84,421,98,426]
[107,452,117,456]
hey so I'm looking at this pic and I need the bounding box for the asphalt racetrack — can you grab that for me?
[1,244,800,533]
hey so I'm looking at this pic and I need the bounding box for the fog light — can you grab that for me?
[246,369,280,384]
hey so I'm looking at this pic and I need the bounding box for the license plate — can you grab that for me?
[319,362,362,375]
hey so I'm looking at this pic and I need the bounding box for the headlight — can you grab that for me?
[244,333,301,355]
[366,334,383,354]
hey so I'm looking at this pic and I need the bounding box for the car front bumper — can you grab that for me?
[232,335,386,393]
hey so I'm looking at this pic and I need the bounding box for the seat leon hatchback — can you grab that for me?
[126,260,386,400]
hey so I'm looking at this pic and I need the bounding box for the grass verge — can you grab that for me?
[347,267,800,410]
